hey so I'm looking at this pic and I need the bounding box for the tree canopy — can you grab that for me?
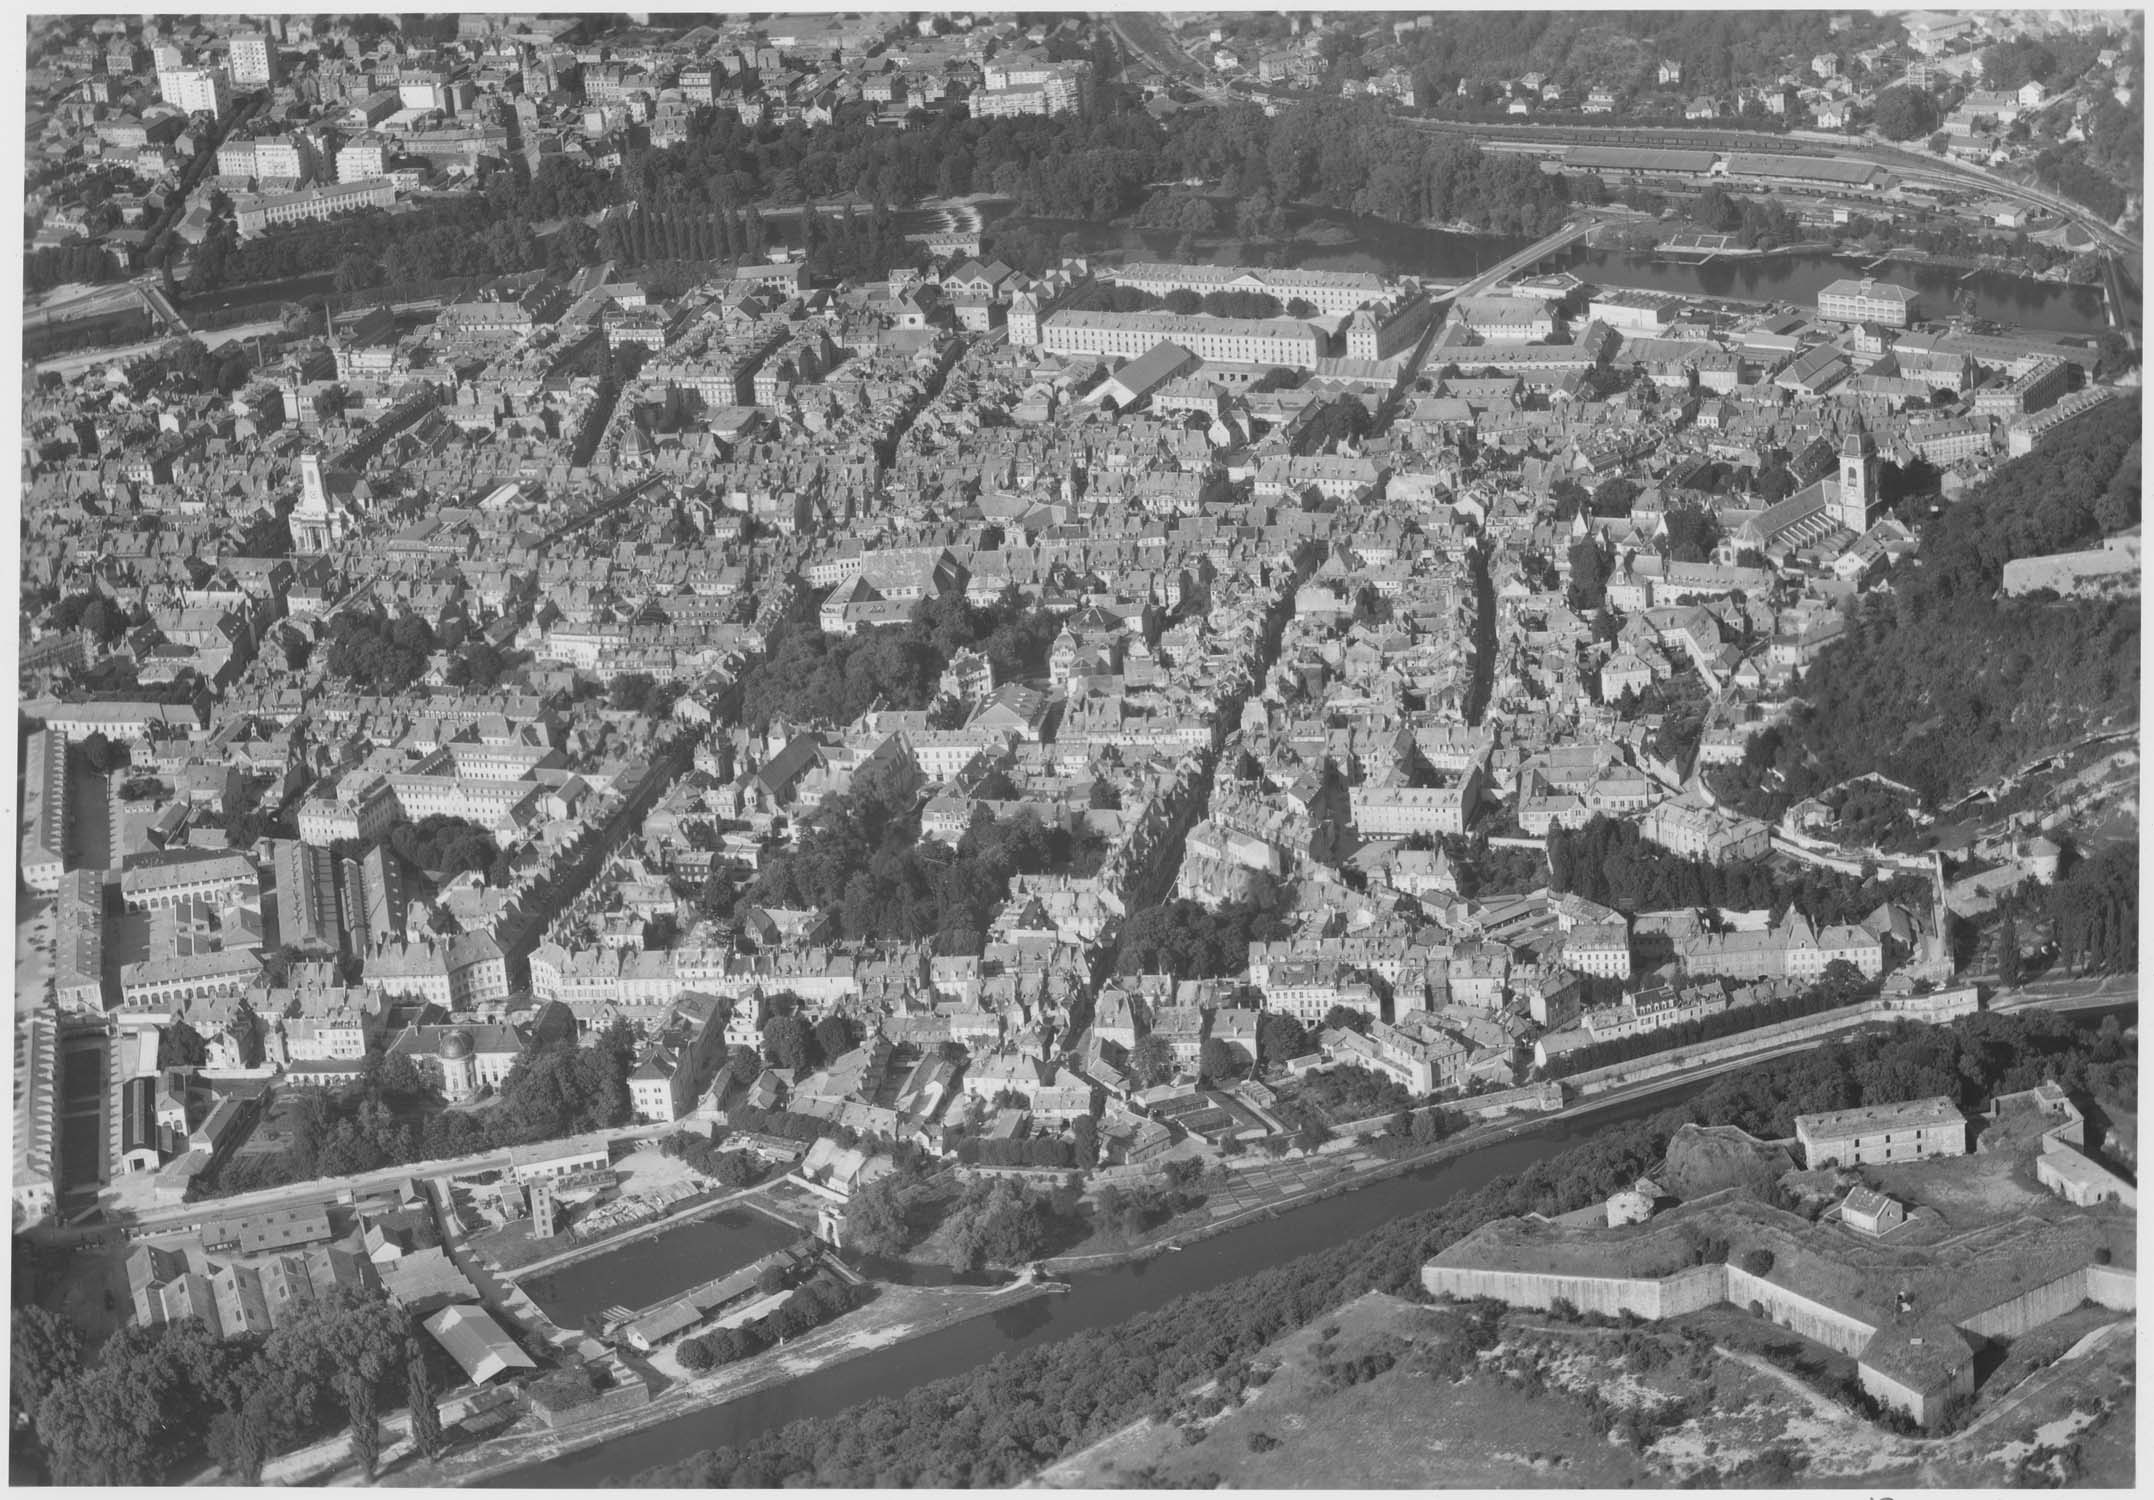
[321,605,437,694]
[1114,898,1286,979]
[749,758,1102,953]
[740,590,1059,734]
[34,1287,411,1486]
[1714,398,2141,814]
[1871,85,1940,141]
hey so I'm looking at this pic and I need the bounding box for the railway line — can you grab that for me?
[1407,115,2138,260]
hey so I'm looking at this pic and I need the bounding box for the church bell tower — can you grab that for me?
[1836,430,1876,534]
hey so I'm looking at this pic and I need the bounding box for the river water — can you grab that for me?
[517,1208,801,1333]
[492,1001,2135,1487]
[194,201,2111,337]
[909,201,2116,337]
[496,1077,1708,1487]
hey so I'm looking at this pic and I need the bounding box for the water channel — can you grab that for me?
[494,1003,2133,1487]
[498,1075,1711,1487]
[967,203,2117,336]
[195,199,2114,338]
[518,1207,802,1332]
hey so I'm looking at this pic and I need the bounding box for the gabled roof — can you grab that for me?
[424,1303,537,1385]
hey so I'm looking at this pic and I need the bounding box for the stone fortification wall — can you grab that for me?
[1958,1265,2130,1341]
[1422,1262,1725,1320]
[2085,1264,2136,1311]
[1724,1264,1877,1357]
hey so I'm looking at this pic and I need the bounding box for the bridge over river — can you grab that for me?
[1419,214,1603,301]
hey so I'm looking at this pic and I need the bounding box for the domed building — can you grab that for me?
[388,1022,520,1103]
[439,1028,477,1101]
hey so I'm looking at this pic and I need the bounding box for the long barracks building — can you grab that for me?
[1105,262,1395,316]
[1040,309,1326,369]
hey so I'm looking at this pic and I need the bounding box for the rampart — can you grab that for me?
[1723,1263,1876,1356]
[1422,1263,1725,1320]
[1429,1256,2137,1356]
[1961,1263,2138,1340]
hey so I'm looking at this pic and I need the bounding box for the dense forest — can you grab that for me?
[1713,397,2140,815]
[631,1008,2130,1487]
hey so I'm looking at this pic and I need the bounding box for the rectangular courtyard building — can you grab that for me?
[1794,1096,1967,1169]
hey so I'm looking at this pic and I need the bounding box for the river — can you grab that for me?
[489,1001,2137,1487]
[189,200,2112,337]
[494,1076,1709,1488]
[870,200,2116,337]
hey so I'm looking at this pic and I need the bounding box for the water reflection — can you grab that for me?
[990,1295,1059,1341]
[879,200,2112,336]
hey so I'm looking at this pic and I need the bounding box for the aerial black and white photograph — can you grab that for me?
[8,4,2143,1490]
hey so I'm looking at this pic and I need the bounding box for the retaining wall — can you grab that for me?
[1422,1262,1725,1320]
[2085,1264,2136,1311]
[1960,1268,2102,1341]
[1464,1082,1566,1117]
[1561,1004,1885,1095]
[1725,1264,1877,1357]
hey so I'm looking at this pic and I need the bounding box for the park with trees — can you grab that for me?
[739,589,1060,734]
[745,751,1105,955]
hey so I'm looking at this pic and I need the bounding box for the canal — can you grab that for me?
[518,1207,801,1333]
[497,1076,1710,1487]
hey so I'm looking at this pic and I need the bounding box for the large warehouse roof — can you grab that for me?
[1724,152,1883,185]
[1563,145,1717,175]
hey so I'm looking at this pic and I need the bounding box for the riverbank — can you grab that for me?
[1036,1059,1755,1276]
[417,1279,1059,1488]
[1036,1001,1987,1277]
